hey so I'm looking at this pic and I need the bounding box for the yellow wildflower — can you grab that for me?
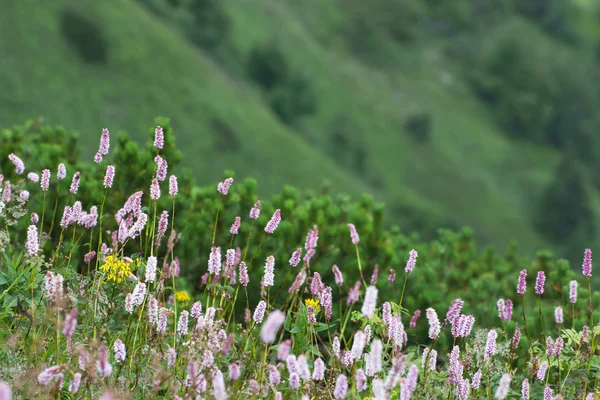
[304,298,321,312]
[175,291,191,303]
[99,255,132,283]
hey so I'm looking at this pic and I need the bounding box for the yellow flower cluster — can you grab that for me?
[99,255,133,283]
[304,298,321,312]
[175,290,191,303]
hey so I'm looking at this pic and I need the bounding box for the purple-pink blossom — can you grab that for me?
[570,280,578,304]
[0,381,10,399]
[8,154,24,175]
[484,329,497,361]
[512,327,521,348]
[405,249,418,273]
[583,248,592,278]
[113,339,126,363]
[495,374,511,399]
[332,265,343,286]
[289,248,302,267]
[554,336,564,355]
[426,308,440,339]
[1,182,10,204]
[150,178,160,200]
[41,169,51,191]
[334,374,348,399]
[347,223,359,245]
[312,358,325,381]
[177,310,189,336]
[356,368,367,392]
[239,262,249,287]
[370,264,379,285]
[249,200,260,219]
[537,361,548,381]
[208,247,222,275]
[535,271,546,295]
[26,225,38,256]
[60,206,72,229]
[347,281,361,305]
[253,301,267,323]
[543,386,552,400]
[155,211,169,246]
[169,175,178,197]
[98,128,110,156]
[63,308,78,338]
[361,286,378,318]
[321,286,333,320]
[517,269,527,295]
[230,216,241,235]
[388,268,396,283]
[264,209,281,234]
[446,298,464,323]
[70,171,80,194]
[410,309,421,328]
[57,163,67,180]
[69,373,82,393]
[304,225,319,250]
[103,165,115,188]
[28,172,39,182]
[217,177,233,195]
[269,365,281,385]
[154,155,168,181]
[154,126,164,149]
[546,336,555,357]
[264,256,275,287]
[521,378,529,400]
[555,306,563,325]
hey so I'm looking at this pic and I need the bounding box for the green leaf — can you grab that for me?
[290,325,303,334]
[3,293,16,308]
[284,312,293,331]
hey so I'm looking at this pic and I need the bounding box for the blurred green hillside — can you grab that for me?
[2,0,600,261]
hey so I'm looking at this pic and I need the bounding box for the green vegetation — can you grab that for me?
[0,121,598,398]
[3,0,600,265]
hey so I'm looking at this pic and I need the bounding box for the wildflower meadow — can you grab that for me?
[0,121,598,399]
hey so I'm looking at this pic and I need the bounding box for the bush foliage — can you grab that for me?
[0,120,598,398]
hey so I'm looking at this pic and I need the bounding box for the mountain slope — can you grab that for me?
[3,0,600,259]
[0,0,368,198]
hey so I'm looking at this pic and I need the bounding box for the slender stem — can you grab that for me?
[354,245,367,289]
[39,192,47,244]
[47,186,61,239]
[94,190,108,271]
[587,278,593,327]
[398,274,409,309]
[520,295,532,347]
[582,278,595,397]
[537,296,546,340]
[212,198,221,246]
[128,295,148,380]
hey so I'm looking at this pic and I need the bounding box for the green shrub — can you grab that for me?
[535,157,595,246]
[247,45,290,91]
[468,22,600,163]
[187,0,232,52]
[404,111,432,143]
[60,9,108,64]
[247,44,317,124]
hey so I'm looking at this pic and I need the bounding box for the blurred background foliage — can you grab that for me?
[2,0,600,311]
